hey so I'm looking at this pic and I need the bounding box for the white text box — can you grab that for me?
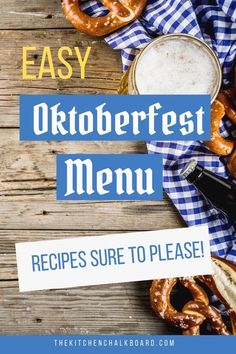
[16,226,212,292]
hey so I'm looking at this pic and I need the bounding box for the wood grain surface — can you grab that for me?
[0,0,184,335]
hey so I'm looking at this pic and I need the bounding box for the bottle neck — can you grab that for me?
[185,164,204,184]
[183,161,236,224]
[186,165,232,191]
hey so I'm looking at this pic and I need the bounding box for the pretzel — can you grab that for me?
[204,86,236,160]
[150,278,208,330]
[150,256,236,335]
[227,145,236,178]
[182,300,230,335]
[217,89,236,125]
[61,0,148,36]
[204,100,234,156]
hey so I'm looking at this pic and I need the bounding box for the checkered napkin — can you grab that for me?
[82,0,236,262]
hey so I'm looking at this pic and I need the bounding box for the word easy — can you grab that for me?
[56,154,162,200]
[22,46,91,80]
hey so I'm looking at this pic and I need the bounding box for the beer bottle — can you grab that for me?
[180,160,236,225]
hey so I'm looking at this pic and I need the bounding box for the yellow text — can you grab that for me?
[22,46,91,80]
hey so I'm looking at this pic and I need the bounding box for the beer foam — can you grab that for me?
[135,37,219,96]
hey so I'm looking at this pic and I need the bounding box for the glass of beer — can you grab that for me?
[118,34,222,102]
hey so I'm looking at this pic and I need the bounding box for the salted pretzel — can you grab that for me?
[150,256,236,335]
[61,0,148,36]
[204,80,236,176]
[182,299,230,335]
[204,100,234,156]
[150,278,209,330]
[217,89,236,125]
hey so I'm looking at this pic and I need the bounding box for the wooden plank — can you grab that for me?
[0,199,182,230]
[0,254,16,279]
[0,280,179,334]
[0,128,183,230]
[1,0,73,29]
[0,230,129,254]
[0,29,122,127]
[0,129,146,195]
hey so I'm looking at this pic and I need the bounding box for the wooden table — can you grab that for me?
[0,0,183,334]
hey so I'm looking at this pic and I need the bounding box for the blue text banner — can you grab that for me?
[20,94,211,141]
[0,335,234,354]
[56,154,162,201]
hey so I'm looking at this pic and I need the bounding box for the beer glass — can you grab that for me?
[118,34,222,102]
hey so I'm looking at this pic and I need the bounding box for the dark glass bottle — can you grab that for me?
[180,160,236,225]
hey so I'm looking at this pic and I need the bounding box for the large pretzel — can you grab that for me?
[150,256,236,335]
[217,89,236,125]
[61,0,148,36]
[204,100,234,156]
[204,82,236,177]
[150,278,209,330]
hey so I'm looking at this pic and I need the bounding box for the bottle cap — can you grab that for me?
[180,160,198,179]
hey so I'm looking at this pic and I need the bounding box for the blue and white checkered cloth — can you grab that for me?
[82,0,236,263]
